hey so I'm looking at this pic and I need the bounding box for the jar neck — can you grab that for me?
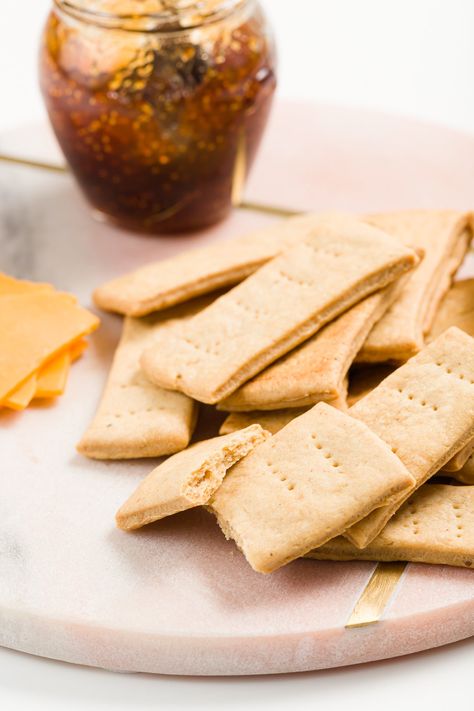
[53,0,251,32]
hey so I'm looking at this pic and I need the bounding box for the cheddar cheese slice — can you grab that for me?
[35,352,71,398]
[0,273,53,296]
[4,338,90,405]
[0,292,99,404]
[34,339,89,398]
[69,338,89,361]
[3,374,38,410]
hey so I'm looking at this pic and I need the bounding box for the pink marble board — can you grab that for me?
[0,101,473,676]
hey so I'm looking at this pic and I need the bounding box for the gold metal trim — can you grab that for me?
[0,153,68,173]
[239,200,301,218]
[345,562,406,628]
[231,131,247,208]
[0,152,302,218]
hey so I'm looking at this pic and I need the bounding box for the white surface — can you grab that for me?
[2,0,474,134]
[1,0,473,708]
[0,638,473,711]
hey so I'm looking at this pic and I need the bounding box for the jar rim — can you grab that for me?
[54,0,250,32]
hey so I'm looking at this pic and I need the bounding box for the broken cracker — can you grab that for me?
[116,424,270,530]
[209,402,414,574]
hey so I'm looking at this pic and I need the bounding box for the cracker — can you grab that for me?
[345,327,474,548]
[358,211,472,363]
[429,278,474,473]
[348,361,473,474]
[429,278,474,342]
[450,453,474,484]
[422,231,472,334]
[141,216,418,404]
[442,439,474,472]
[209,402,414,574]
[77,300,207,460]
[116,425,270,530]
[217,287,396,412]
[93,213,331,317]
[307,485,474,569]
[219,408,309,435]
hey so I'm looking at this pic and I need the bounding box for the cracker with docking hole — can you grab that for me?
[217,286,397,412]
[209,402,414,574]
[116,425,270,530]
[429,278,474,473]
[345,327,474,548]
[306,485,474,569]
[347,359,473,475]
[219,408,309,435]
[92,213,332,317]
[141,215,419,404]
[357,210,473,363]
[77,299,213,460]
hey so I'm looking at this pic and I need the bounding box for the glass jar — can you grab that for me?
[39,0,276,234]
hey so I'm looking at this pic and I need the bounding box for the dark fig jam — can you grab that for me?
[39,0,276,233]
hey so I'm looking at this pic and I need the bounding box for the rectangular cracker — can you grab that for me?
[219,408,309,435]
[429,278,474,342]
[450,453,474,484]
[116,424,270,530]
[358,210,472,363]
[217,286,396,411]
[442,439,474,472]
[345,327,474,548]
[306,485,474,569]
[209,402,414,574]
[347,362,472,473]
[77,300,208,460]
[93,213,332,317]
[429,278,474,473]
[141,216,419,404]
[422,230,472,334]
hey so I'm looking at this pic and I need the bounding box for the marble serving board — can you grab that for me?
[1,102,474,676]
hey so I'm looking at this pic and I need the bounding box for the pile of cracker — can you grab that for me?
[79,211,474,574]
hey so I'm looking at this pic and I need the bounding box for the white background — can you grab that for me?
[1,1,473,708]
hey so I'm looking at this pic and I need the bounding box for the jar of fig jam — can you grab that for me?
[39,1,276,233]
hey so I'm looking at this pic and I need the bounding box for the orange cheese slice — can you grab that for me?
[70,338,89,361]
[35,351,71,398]
[34,338,89,398]
[0,291,99,404]
[4,338,90,405]
[3,374,38,410]
[0,273,53,296]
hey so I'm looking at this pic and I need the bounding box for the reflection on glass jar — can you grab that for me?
[39,0,277,233]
